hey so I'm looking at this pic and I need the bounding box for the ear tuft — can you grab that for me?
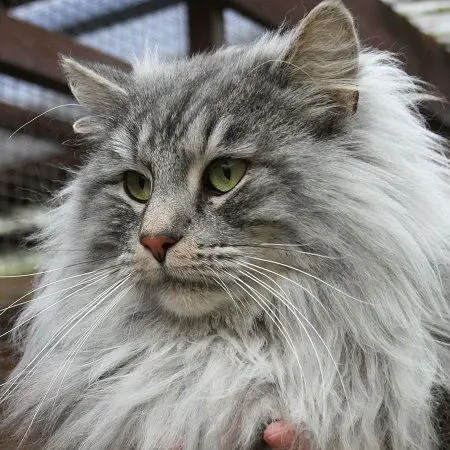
[60,56,129,114]
[60,56,130,134]
[286,0,360,115]
[72,116,104,135]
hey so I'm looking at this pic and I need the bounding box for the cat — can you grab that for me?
[1,1,449,449]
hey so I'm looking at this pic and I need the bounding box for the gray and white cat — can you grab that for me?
[2,1,449,449]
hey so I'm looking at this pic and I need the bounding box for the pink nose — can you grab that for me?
[140,235,179,263]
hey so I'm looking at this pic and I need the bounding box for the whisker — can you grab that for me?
[0,256,118,278]
[237,260,332,318]
[0,271,121,397]
[54,282,132,398]
[238,267,327,407]
[0,270,116,342]
[8,103,83,139]
[19,278,132,446]
[239,263,350,407]
[227,272,306,397]
[232,243,338,259]
[211,275,242,318]
[0,299,33,313]
[208,267,246,314]
[246,256,367,304]
[0,270,117,386]
[0,264,122,320]
[0,270,109,314]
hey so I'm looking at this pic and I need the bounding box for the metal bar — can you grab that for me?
[63,0,183,36]
[223,0,450,127]
[188,0,224,54]
[0,0,36,8]
[0,13,131,94]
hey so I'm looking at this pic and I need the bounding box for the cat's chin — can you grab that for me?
[156,281,229,318]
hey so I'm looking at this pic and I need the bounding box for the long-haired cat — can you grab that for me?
[1,1,449,449]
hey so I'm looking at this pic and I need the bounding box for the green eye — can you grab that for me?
[123,171,152,203]
[205,158,247,194]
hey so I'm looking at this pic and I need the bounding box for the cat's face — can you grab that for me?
[74,67,309,317]
[63,1,359,317]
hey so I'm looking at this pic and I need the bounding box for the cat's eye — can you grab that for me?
[123,171,152,203]
[205,158,247,194]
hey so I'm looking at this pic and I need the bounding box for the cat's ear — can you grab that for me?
[61,57,130,134]
[284,0,360,115]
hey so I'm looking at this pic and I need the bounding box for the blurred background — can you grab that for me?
[0,0,449,378]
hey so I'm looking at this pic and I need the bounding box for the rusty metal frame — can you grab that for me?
[0,13,131,94]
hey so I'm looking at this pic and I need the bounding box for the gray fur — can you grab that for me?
[2,2,449,449]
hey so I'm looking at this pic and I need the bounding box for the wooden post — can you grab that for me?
[187,0,224,54]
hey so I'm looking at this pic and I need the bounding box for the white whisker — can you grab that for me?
[254,243,338,259]
[247,256,367,304]
[239,263,350,408]
[0,257,117,279]
[238,267,327,407]
[0,273,123,401]
[228,272,306,397]
[19,279,132,446]
[237,260,333,317]
[0,266,119,319]
[209,267,246,315]
[0,270,116,341]
[8,104,83,139]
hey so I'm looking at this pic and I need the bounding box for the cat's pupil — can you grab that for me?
[222,163,232,181]
[138,176,145,190]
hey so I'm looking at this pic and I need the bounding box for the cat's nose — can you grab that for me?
[140,235,180,263]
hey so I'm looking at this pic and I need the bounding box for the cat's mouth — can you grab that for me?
[158,269,216,291]
[161,274,208,289]
[150,269,227,317]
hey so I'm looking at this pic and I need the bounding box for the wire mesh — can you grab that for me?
[77,3,188,60]
[224,8,266,45]
[9,0,149,31]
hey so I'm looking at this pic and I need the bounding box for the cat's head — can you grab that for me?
[61,1,360,318]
